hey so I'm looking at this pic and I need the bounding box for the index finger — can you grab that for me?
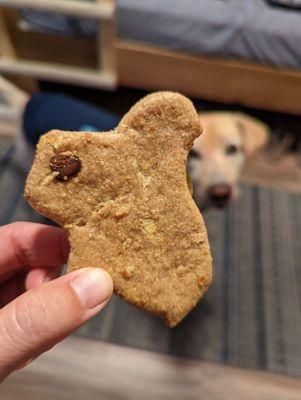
[0,222,69,279]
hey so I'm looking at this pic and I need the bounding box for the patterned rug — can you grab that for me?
[1,143,300,378]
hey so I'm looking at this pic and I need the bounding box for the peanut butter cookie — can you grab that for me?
[25,92,212,327]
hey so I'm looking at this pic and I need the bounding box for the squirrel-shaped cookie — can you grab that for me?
[25,92,212,327]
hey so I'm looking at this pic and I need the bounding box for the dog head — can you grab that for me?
[189,112,269,209]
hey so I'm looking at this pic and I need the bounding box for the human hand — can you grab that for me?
[0,222,113,382]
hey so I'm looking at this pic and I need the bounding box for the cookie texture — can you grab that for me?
[25,92,212,327]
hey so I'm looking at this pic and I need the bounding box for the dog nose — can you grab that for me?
[208,184,232,208]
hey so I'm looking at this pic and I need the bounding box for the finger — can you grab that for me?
[0,268,113,381]
[0,268,62,307]
[25,268,48,290]
[0,222,69,278]
[25,267,62,290]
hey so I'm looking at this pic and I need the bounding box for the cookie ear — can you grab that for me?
[118,92,202,149]
[235,113,269,158]
[25,130,95,227]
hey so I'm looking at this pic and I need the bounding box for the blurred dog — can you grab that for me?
[189,112,269,209]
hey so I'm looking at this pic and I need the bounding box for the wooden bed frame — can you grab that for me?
[0,0,117,89]
[0,0,301,115]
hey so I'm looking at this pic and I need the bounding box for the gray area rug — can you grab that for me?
[1,143,300,377]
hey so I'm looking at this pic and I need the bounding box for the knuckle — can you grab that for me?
[8,221,25,230]
[9,225,35,267]
[12,292,56,343]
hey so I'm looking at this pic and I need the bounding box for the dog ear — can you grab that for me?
[235,113,269,158]
[118,92,202,149]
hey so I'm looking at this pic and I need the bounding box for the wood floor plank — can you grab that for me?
[0,337,300,400]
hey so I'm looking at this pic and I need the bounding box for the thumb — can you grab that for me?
[0,268,113,381]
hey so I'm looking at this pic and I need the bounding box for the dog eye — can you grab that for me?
[225,144,239,155]
[189,149,203,159]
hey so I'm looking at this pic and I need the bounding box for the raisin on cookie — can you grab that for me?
[25,92,212,327]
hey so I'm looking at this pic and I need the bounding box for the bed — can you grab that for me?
[22,0,301,70]
[0,0,301,113]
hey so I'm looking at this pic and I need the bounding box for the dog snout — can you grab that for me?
[208,184,232,208]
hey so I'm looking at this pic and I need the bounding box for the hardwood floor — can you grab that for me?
[1,337,301,400]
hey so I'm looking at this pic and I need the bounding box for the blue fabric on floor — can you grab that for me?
[23,93,120,146]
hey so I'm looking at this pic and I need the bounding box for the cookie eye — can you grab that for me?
[225,144,239,155]
[189,149,203,160]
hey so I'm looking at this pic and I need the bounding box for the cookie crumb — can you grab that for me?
[122,266,135,280]
[122,237,133,249]
[42,171,60,186]
[176,266,187,277]
[115,204,132,219]
[138,172,151,188]
[197,276,206,287]
[142,219,157,235]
